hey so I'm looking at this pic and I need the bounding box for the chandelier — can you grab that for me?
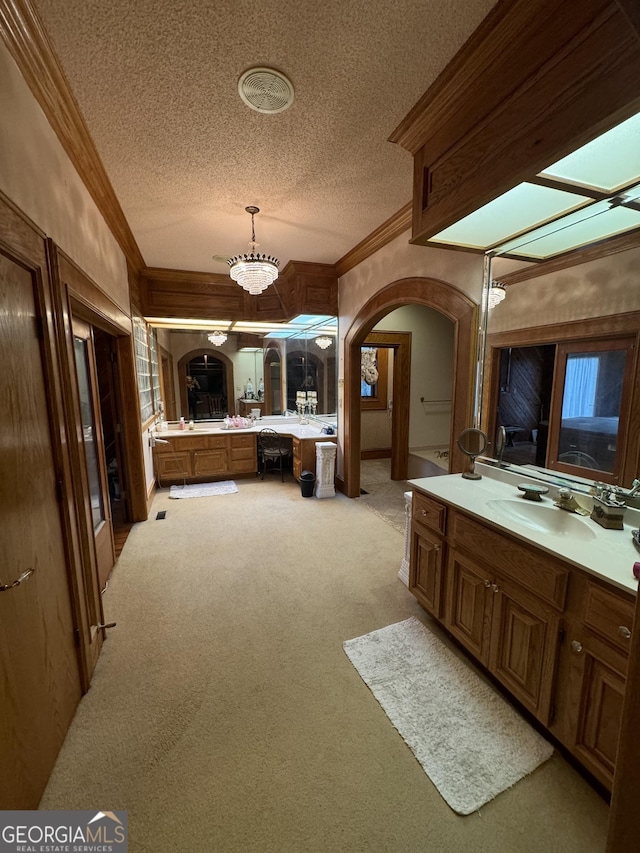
[207,330,227,346]
[315,335,333,349]
[488,282,506,309]
[228,206,279,295]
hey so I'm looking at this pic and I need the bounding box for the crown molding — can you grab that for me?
[0,0,145,272]
[335,202,412,277]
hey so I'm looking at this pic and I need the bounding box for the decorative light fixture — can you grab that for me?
[207,330,227,346]
[228,206,279,295]
[488,281,507,309]
[315,335,333,350]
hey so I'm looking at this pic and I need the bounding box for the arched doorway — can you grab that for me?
[343,277,477,498]
[177,349,234,420]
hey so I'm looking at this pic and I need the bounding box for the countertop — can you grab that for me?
[156,420,334,440]
[409,466,640,595]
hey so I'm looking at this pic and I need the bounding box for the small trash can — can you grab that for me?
[300,470,316,498]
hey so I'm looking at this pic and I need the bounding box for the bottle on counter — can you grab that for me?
[179,417,186,430]
[188,419,195,430]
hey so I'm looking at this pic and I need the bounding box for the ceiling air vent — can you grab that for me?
[238,67,294,114]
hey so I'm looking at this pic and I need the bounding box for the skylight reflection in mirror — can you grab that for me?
[493,198,640,259]
[538,113,640,192]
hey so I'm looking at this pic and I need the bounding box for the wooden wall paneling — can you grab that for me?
[615,0,640,38]
[141,262,338,323]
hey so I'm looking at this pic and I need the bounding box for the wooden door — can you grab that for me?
[489,577,560,724]
[72,318,115,590]
[0,250,82,808]
[446,550,491,664]
[409,526,444,618]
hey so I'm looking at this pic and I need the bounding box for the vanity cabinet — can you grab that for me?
[153,433,256,482]
[292,435,336,481]
[566,581,635,788]
[409,491,446,618]
[446,539,563,725]
[408,483,636,791]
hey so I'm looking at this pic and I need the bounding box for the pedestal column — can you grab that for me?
[315,442,337,498]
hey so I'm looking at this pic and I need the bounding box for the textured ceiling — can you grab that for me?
[33,0,496,273]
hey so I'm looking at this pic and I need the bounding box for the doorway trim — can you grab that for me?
[360,332,412,479]
[343,277,477,498]
[177,348,234,418]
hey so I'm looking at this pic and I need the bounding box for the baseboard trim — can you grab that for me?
[361,448,392,460]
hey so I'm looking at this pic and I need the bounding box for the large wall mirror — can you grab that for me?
[475,109,640,493]
[149,315,337,424]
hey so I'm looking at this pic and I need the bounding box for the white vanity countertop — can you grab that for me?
[409,470,640,595]
[158,421,331,440]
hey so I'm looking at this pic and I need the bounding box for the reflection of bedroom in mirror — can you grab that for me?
[493,336,634,485]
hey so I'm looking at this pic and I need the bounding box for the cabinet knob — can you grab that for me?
[618,625,632,639]
[491,583,500,594]
[434,545,440,553]
[483,579,491,588]
[421,509,427,516]
[571,640,583,654]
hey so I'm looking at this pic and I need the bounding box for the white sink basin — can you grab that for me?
[486,499,597,540]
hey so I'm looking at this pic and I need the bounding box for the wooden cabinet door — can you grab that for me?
[446,550,491,664]
[156,451,191,479]
[573,632,627,788]
[193,449,228,476]
[489,577,561,724]
[409,525,444,618]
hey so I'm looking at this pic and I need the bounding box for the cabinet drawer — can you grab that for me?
[206,435,229,449]
[231,446,257,462]
[450,511,569,609]
[163,436,203,452]
[229,434,255,449]
[584,583,634,653]
[412,490,446,534]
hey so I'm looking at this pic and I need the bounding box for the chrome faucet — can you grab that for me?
[628,478,640,497]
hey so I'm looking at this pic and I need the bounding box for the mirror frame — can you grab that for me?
[482,312,640,490]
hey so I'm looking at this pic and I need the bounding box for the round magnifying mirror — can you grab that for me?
[457,428,489,480]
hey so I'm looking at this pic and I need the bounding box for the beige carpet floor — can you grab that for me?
[41,479,609,852]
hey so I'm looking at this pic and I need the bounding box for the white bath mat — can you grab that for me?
[343,616,553,814]
[169,481,238,499]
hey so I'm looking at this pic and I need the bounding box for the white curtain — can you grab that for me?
[562,355,599,418]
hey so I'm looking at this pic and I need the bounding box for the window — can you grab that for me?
[133,314,161,424]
